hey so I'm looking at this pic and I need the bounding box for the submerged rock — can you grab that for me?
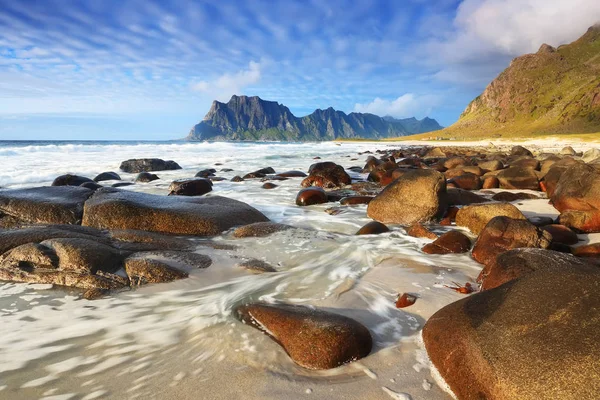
[94,171,121,182]
[238,259,277,273]
[120,158,181,173]
[422,231,471,254]
[168,178,212,196]
[423,263,600,400]
[135,172,159,183]
[232,222,294,238]
[295,187,328,206]
[235,303,372,369]
[82,188,269,236]
[52,174,94,187]
[125,256,188,284]
[356,221,389,235]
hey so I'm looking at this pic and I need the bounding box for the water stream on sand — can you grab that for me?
[0,141,485,399]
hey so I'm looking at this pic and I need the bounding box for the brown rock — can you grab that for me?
[448,173,482,190]
[135,172,159,183]
[572,243,600,257]
[541,224,579,245]
[559,210,600,233]
[455,203,526,235]
[301,162,351,189]
[41,238,123,274]
[231,175,244,182]
[367,169,447,225]
[339,196,373,205]
[477,248,589,290]
[497,167,540,190]
[406,223,438,239]
[277,170,307,178]
[262,182,278,189]
[232,222,294,238]
[443,157,470,169]
[356,221,389,235]
[238,259,277,273]
[0,186,93,225]
[422,231,471,254]
[168,178,212,196]
[296,187,328,206]
[125,256,188,284]
[423,263,600,400]
[543,158,581,197]
[510,157,540,170]
[477,160,503,172]
[510,145,533,157]
[440,206,460,226]
[447,188,489,206]
[471,216,552,265]
[395,293,417,308]
[235,303,372,370]
[491,192,540,202]
[82,188,269,236]
[0,267,125,290]
[551,163,600,212]
[482,176,500,189]
[0,242,58,268]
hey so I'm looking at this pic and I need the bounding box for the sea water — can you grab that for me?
[0,141,479,399]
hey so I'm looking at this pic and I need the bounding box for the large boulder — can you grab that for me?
[496,166,540,190]
[235,303,372,370]
[551,163,600,212]
[558,210,600,233]
[301,162,351,189]
[119,158,182,173]
[542,158,581,197]
[82,188,269,236]
[455,203,526,235]
[367,169,447,225]
[477,248,590,290]
[471,216,552,265]
[423,263,600,400]
[40,238,123,274]
[0,186,93,225]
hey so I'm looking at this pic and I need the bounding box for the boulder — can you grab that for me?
[135,172,159,183]
[168,178,212,196]
[491,192,540,202]
[80,182,103,191]
[0,242,58,268]
[367,169,447,225]
[125,256,188,284]
[543,158,581,197]
[277,170,307,178]
[443,157,470,170]
[560,146,577,156]
[93,172,121,182]
[423,264,600,400]
[231,176,244,182]
[583,148,600,163]
[422,231,471,254]
[541,224,579,245]
[301,162,351,189]
[497,167,540,190]
[82,188,269,236]
[551,163,600,212]
[125,251,211,270]
[262,182,278,189]
[482,176,499,189]
[52,174,94,187]
[356,221,389,235]
[423,147,446,158]
[40,238,123,274]
[0,267,126,290]
[471,216,552,265]
[119,158,181,173]
[455,203,526,235]
[406,223,438,240]
[296,187,328,206]
[447,173,482,190]
[235,303,372,369]
[477,248,589,290]
[510,157,540,170]
[559,210,600,233]
[340,196,373,205]
[510,145,533,157]
[572,243,600,257]
[232,222,293,238]
[477,160,503,172]
[238,259,277,273]
[0,186,93,225]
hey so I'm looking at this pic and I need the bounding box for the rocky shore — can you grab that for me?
[1,144,600,398]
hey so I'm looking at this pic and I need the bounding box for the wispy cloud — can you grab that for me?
[353,94,442,118]
[191,61,262,101]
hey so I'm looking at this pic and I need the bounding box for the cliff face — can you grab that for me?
[186,95,442,141]
[447,25,600,137]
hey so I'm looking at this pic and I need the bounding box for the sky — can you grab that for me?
[1,0,600,140]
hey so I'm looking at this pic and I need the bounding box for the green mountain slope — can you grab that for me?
[186,95,442,141]
[442,25,600,138]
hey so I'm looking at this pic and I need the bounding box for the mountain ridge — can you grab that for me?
[438,24,600,138]
[186,95,442,141]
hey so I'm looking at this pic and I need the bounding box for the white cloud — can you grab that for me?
[429,0,600,65]
[353,94,441,118]
[191,61,262,101]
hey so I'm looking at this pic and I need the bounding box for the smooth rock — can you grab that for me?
[168,178,212,196]
[94,172,121,182]
[497,166,540,190]
[406,223,438,240]
[232,222,293,238]
[296,187,328,206]
[135,172,159,183]
[455,203,526,235]
[235,303,372,370]
[51,174,94,187]
[120,158,181,173]
[422,231,471,254]
[356,221,389,235]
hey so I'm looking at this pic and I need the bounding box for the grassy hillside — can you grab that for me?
[406,25,600,140]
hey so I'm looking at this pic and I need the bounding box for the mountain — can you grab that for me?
[186,95,442,141]
[440,25,600,138]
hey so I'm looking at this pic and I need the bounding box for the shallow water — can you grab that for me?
[0,141,482,399]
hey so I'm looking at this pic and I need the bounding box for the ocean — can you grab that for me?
[0,140,477,399]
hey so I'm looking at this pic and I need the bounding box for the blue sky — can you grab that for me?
[1,0,599,140]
